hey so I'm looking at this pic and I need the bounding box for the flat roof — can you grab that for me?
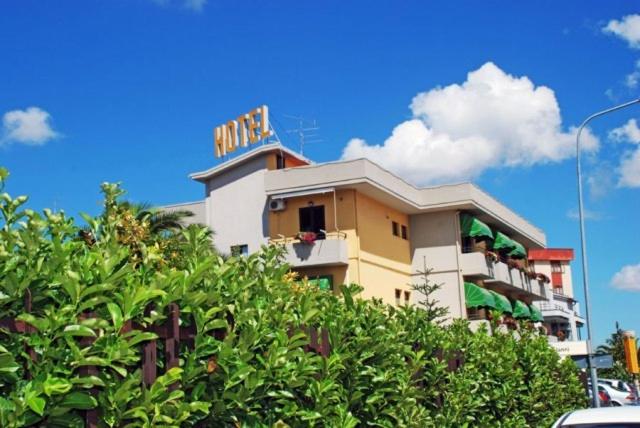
[190,143,312,182]
[189,146,547,246]
[264,157,546,246]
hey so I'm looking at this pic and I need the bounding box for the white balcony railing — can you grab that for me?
[462,251,545,299]
[272,230,349,268]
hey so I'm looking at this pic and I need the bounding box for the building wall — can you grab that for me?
[354,192,412,304]
[268,189,413,305]
[163,200,206,226]
[409,210,465,319]
[204,155,269,255]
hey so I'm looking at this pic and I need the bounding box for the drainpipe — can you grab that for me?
[453,211,465,319]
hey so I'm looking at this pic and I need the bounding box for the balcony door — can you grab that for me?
[299,205,326,239]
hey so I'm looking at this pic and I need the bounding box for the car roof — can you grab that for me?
[560,407,640,424]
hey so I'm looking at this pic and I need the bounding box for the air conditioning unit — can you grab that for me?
[269,198,286,211]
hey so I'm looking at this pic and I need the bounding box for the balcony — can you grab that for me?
[460,252,494,278]
[275,231,349,268]
[461,251,545,300]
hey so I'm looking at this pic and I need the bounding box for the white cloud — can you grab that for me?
[587,163,615,199]
[566,208,603,221]
[150,0,206,11]
[341,62,599,185]
[603,14,640,49]
[183,0,206,11]
[611,263,640,291]
[609,119,640,144]
[618,147,640,187]
[608,119,640,188]
[1,107,58,146]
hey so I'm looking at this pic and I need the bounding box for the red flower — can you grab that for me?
[297,231,317,244]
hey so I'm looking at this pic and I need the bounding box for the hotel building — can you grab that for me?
[166,142,582,337]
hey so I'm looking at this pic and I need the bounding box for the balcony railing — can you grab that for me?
[271,230,349,268]
[460,251,545,299]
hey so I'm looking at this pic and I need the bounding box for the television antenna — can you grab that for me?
[283,114,322,155]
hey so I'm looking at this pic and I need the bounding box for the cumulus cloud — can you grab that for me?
[603,14,640,49]
[609,119,640,144]
[341,62,598,185]
[1,107,59,146]
[611,263,640,291]
[608,119,640,187]
[618,148,640,187]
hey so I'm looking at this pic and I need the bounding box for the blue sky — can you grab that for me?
[1,0,639,345]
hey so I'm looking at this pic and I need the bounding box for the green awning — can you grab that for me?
[460,214,494,240]
[508,240,527,259]
[529,304,544,322]
[512,300,532,319]
[489,290,513,314]
[464,282,496,309]
[493,232,516,252]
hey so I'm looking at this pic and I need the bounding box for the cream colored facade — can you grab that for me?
[530,249,585,341]
[170,143,583,326]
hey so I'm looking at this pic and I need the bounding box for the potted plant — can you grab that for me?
[485,250,499,263]
[297,231,317,245]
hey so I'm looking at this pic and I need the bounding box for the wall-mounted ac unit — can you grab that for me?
[269,198,286,211]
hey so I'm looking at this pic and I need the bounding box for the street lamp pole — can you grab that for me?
[576,98,640,408]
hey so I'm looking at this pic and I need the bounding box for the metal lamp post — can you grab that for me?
[576,98,640,407]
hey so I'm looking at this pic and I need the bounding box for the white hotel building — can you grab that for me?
[166,142,584,340]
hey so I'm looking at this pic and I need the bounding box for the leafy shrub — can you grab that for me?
[0,168,586,427]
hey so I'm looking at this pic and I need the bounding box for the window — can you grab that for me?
[551,261,564,288]
[306,275,333,291]
[276,153,285,169]
[404,291,411,304]
[395,289,402,305]
[392,221,399,236]
[401,225,408,240]
[299,205,326,239]
[551,262,564,273]
[230,244,248,257]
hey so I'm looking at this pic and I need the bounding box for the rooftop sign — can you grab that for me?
[214,105,273,158]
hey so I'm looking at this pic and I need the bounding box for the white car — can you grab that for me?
[553,406,640,427]
[600,378,636,394]
[593,382,638,406]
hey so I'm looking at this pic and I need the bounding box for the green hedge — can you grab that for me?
[0,169,586,427]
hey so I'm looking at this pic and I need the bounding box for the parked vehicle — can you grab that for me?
[590,382,638,406]
[588,384,612,407]
[600,378,637,395]
[552,406,640,427]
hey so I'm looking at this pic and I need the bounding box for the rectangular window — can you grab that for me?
[395,289,401,305]
[306,275,333,291]
[392,221,399,236]
[401,225,408,240]
[404,291,411,304]
[276,153,285,169]
[230,244,248,257]
[298,205,326,239]
[551,262,564,273]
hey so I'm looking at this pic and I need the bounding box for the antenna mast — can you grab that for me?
[283,115,322,155]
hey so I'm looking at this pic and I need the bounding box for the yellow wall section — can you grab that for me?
[354,192,412,304]
[268,189,412,305]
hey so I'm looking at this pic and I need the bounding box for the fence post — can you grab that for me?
[142,305,157,387]
[165,303,180,391]
[23,289,37,365]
